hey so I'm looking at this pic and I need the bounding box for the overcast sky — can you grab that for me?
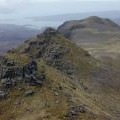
[0,0,120,27]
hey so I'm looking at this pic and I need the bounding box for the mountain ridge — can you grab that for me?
[0,27,120,120]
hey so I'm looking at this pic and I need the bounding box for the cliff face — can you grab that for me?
[0,28,120,120]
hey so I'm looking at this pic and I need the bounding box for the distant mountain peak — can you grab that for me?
[81,16,104,24]
[58,16,120,36]
[80,16,119,27]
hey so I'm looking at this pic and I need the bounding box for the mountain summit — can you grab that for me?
[79,16,119,27]
[58,16,119,33]
[58,16,120,43]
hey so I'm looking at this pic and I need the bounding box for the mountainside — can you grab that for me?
[0,28,120,120]
[58,16,120,73]
[58,16,120,43]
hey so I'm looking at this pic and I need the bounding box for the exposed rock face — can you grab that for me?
[0,58,46,89]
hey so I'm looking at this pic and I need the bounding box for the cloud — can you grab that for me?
[0,0,119,15]
[0,0,26,14]
[0,8,14,14]
[0,0,61,14]
[0,0,119,7]
[0,0,59,6]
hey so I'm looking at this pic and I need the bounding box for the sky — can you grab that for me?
[0,0,120,27]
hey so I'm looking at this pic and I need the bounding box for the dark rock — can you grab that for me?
[30,74,37,82]
[77,106,86,113]
[24,90,35,97]
[2,67,16,80]
[58,85,62,90]
[84,51,91,57]
[43,28,58,36]
[26,60,37,75]
[24,46,31,53]
[29,74,44,86]
[65,105,86,120]
[6,60,15,66]
[67,69,75,75]
[34,80,43,86]
[1,79,13,89]
[70,110,77,116]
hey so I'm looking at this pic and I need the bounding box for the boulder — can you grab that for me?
[24,90,35,97]
[65,105,86,119]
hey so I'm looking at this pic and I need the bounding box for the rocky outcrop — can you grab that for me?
[65,105,86,120]
[21,28,80,79]
[0,58,46,90]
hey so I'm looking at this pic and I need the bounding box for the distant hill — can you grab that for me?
[0,24,40,55]
[58,16,120,43]
[29,11,120,25]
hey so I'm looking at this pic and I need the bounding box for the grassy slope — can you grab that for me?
[0,59,120,120]
[13,34,99,79]
[81,39,120,73]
